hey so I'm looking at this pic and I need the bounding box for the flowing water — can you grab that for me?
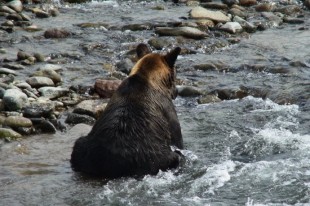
[1,0,310,205]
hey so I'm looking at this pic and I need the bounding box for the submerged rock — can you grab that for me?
[155,26,208,39]
[0,128,22,139]
[3,89,29,111]
[44,28,71,38]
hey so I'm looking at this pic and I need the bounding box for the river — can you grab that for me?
[0,0,310,205]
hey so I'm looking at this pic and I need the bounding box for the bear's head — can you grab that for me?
[129,44,181,99]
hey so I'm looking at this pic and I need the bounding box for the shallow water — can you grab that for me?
[1,0,310,205]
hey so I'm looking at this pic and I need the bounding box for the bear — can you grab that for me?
[70,43,183,178]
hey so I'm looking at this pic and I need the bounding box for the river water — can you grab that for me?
[1,0,310,205]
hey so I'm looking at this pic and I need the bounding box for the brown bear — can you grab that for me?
[70,43,183,178]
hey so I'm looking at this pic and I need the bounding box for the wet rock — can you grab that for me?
[38,87,69,99]
[261,12,283,26]
[229,8,247,18]
[19,13,31,21]
[305,0,310,9]
[50,8,60,17]
[200,2,229,10]
[15,82,32,89]
[94,79,122,98]
[32,68,62,83]
[23,103,55,118]
[210,89,237,100]
[7,0,23,13]
[73,99,108,119]
[65,112,96,125]
[196,19,215,28]
[148,37,175,50]
[239,0,256,7]
[198,94,222,104]
[194,63,217,71]
[176,86,202,97]
[39,64,62,71]
[44,28,71,39]
[190,6,230,23]
[155,26,207,39]
[6,13,23,21]
[4,116,32,128]
[0,88,5,98]
[122,23,151,31]
[0,68,17,75]
[31,118,57,134]
[3,89,29,111]
[24,25,42,32]
[274,5,301,16]
[26,77,55,88]
[255,3,274,12]
[0,128,22,139]
[0,5,17,14]
[33,53,45,62]
[283,17,304,24]
[222,0,239,7]
[33,9,49,18]
[1,20,14,27]
[17,51,32,61]
[220,22,243,33]
[2,63,25,70]
[116,58,134,75]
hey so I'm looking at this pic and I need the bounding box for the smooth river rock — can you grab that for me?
[3,89,29,111]
[220,22,243,33]
[190,6,230,23]
[94,79,122,98]
[38,87,69,99]
[73,99,108,119]
[26,76,55,88]
[0,128,22,139]
[32,68,62,83]
[4,116,33,128]
[155,26,208,39]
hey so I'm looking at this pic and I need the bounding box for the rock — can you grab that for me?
[305,0,310,9]
[222,0,239,7]
[33,9,49,18]
[200,2,229,10]
[32,68,62,83]
[6,13,23,21]
[94,79,122,98]
[44,28,71,39]
[196,19,215,28]
[50,8,60,17]
[148,37,175,50]
[15,82,32,90]
[39,64,62,71]
[176,86,202,97]
[17,51,32,61]
[122,23,151,31]
[116,58,134,75]
[274,5,301,16]
[38,87,69,99]
[3,89,29,111]
[255,3,274,12]
[239,0,256,7]
[23,103,55,118]
[26,77,55,88]
[1,20,14,27]
[190,7,230,23]
[155,26,207,39]
[0,5,17,14]
[19,13,31,21]
[2,63,25,70]
[229,8,247,18]
[0,128,22,139]
[261,12,283,27]
[220,22,243,33]
[7,0,23,13]
[0,88,5,98]
[4,116,32,128]
[31,118,57,134]
[73,99,108,119]
[33,53,45,62]
[65,112,96,125]
[283,17,304,24]
[194,63,217,71]
[0,68,17,75]
[198,94,222,104]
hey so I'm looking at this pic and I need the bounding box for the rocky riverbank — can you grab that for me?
[0,0,309,140]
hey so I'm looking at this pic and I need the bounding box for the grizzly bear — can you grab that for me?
[70,43,183,178]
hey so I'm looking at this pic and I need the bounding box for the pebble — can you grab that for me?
[4,116,33,128]
[65,112,96,125]
[0,128,22,139]
[190,6,231,23]
[26,76,55,88]
[220,22,243,33]
[3,89,29,111]
[38,87,69,99]
[155,26,208,39]
[94,79,122,98]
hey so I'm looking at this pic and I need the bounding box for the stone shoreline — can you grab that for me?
[1,0,309,140]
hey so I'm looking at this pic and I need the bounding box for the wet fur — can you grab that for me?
[71,44,183,178]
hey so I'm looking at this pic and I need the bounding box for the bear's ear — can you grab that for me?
[164,47,181,68]
[136,43,151,59]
